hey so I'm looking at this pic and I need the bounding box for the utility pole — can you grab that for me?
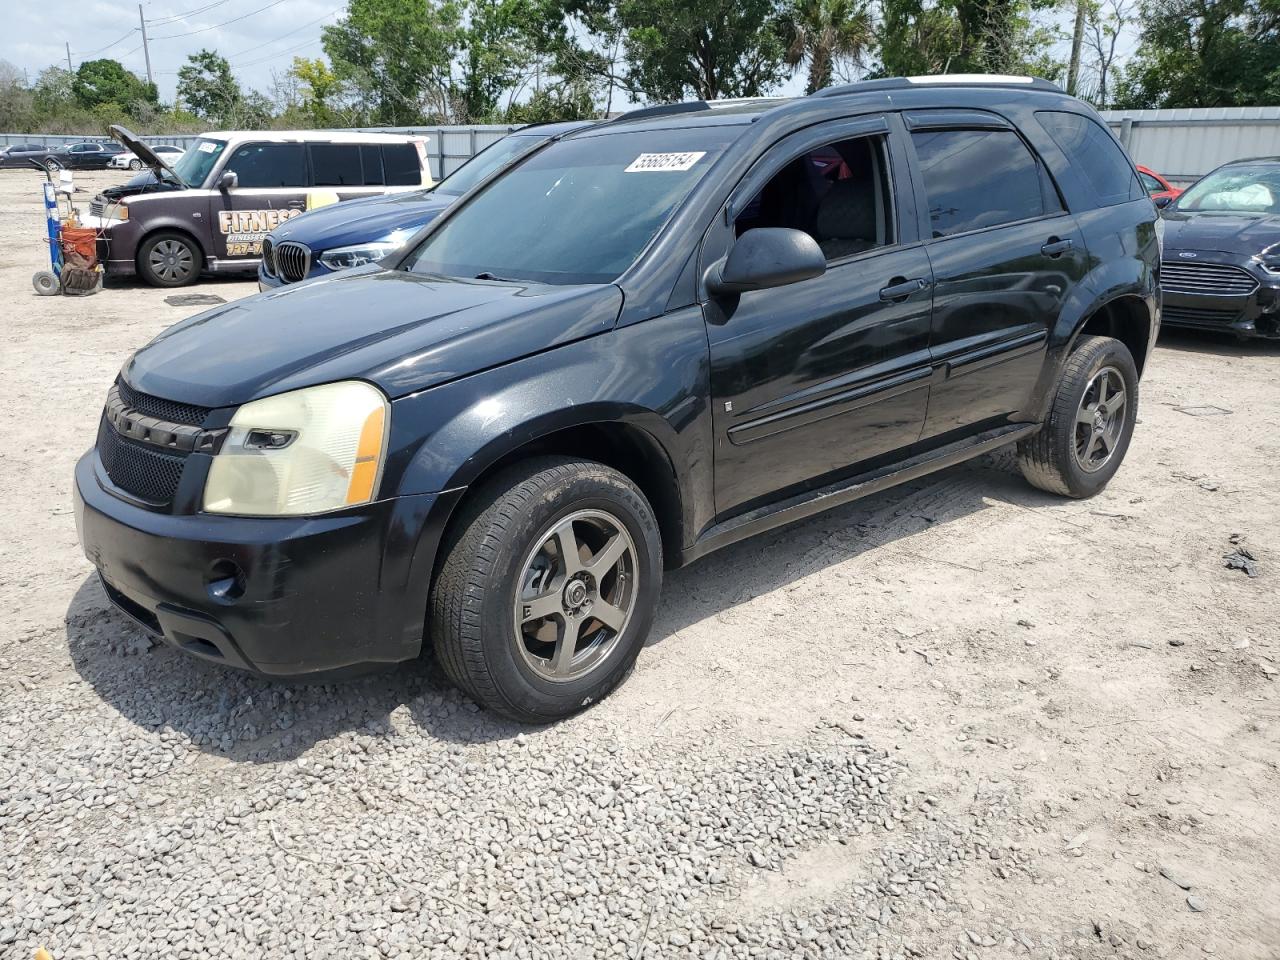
[65,41,73,73]
[1067,0,1087,96]
[138,4,154,86]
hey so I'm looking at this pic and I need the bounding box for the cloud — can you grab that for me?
[3,0,338,102]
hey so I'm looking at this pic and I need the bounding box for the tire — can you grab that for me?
[1017,334,1139,498]
[32,271,59,296]
[137,231,202,288]
[430,456,663,723]
[129,159,142,170]
[44,158,62,173]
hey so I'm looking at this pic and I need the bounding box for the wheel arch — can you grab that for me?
[135,223,212,262]
[1067,294,1154,378]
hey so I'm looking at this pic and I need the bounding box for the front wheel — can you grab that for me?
[137,231,202,287]
[430,457,663,723]
[129,158,142,170]
[1017,335,1139,498]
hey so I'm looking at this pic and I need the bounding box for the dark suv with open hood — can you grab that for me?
[86,126,430,287]
[75,76,1158,723]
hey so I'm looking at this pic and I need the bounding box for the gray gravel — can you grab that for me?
[0,604,1039,960]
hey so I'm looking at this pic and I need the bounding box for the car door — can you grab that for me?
[702,114,934,517]
[903,112,1088,440]
[208,142,310,263]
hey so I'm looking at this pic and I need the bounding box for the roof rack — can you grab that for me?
[606,96,789,125]
[814,74,1063,98]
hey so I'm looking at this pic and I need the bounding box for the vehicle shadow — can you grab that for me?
[1157,327,1280,358]
[65,449,1043,762]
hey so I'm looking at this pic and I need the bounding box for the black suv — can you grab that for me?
[75,76,1159,722]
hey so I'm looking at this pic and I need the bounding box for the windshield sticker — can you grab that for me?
[197,142,218,153]
[625,152,706,173]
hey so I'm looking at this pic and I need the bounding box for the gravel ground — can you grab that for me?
[1,168,1278,960]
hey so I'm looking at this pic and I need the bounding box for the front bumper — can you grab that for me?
[74,450,461,678]
[1161,259,1280,339]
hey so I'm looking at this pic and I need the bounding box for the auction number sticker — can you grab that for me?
[625,152,706,173]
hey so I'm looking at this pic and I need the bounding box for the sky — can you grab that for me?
[4,0,1137,110]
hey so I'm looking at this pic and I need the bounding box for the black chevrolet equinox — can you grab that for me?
[76,76,1160,722]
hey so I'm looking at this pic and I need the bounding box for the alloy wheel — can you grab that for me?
[148,239,195,284]
[513,509,638,682]
[1073,365,1127,473]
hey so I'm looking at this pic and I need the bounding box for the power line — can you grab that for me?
[149,0,289,40]
[229,9,337,60]
[79,27,139,57]
[234,35,322,69]
[145,0,231,26]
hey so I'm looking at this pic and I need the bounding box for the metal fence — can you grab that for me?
[8,108,1280,184]
[0,125,521,181]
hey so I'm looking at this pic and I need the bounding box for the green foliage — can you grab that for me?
[779,0,874,93]
[614,0,789,100]
[176,49,242,123]
[875,0,1060,78]
[69,58,158,122]
[1114,0,1280,107]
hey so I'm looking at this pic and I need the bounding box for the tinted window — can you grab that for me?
[1037,111,1142,206]
[1139,171,1164,194]
[310,144,363,185]
[361,145,385,185]
[383,144,419,186]
[224,143,306,188]
[736,135,893,261]
[911,129,1046,237]
[436,135,535,196]
[406,127,734,284]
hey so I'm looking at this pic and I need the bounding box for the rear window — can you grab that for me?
[310,143,363,186]
[225,143,307,188]
[911,129,1049,237]
[1037,111,1142,206]
[382,144,420,186]
[361,145,385,185]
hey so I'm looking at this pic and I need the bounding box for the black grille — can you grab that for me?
[262,237,277,277]
[1161,261,1259,297]
[97,416,187,506]
[275,241,311,284]
[115,378,210,426]
[1162,305,1241,327]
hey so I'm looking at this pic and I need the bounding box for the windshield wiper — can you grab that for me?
[473,272,519,282]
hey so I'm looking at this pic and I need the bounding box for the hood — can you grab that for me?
[121,267,623,406]
[270,190,456,250]
[109,124,183,184]
[1161,209,1280,257]
[98,169,185,203]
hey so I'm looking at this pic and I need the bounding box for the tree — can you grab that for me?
[323,0,462,124]
[614,0,789,101]
[875,0,1061,79]
[779,0,874,93]
[0,60,34,131]
[32,66,75,114]
[71,58,157,116]
[287,56,343,125]
[1114,0,1280,107]
[177,50,242,122]
[1080,0,1136,107]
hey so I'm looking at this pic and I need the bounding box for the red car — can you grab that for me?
[1137,164,1182,206]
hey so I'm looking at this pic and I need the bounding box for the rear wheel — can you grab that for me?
[1017,335,1139,498]
[430,457,662,723]
[44,158,62,173]
[137,231,202,288]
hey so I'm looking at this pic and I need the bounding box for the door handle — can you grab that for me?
[1041,237,1073,258]
[879,277,929,302]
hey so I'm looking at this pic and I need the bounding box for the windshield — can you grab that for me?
[1175,163,1280,214]
[404,127,735,284]
[170,138,226,188]
[435,134,541,197]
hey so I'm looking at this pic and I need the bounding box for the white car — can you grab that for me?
[109,143,184,170]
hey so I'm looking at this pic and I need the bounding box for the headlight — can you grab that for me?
[1255,244,1280,274]
[317,230,412,271]
[202,380,389,516]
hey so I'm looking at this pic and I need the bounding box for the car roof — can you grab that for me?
[198,130,426,144]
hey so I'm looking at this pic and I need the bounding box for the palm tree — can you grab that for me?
[780,0,875,94]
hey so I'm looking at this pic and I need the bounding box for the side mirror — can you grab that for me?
[1153,195,1173,209]
[217,170,238,192]
[707,227,826,295]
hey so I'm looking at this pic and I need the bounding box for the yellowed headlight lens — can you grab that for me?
[203,381,390,516]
